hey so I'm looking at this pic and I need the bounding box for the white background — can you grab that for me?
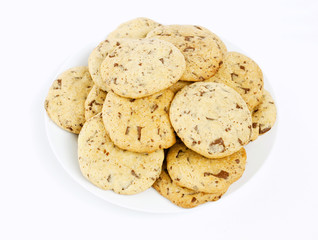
[1,0,317,239]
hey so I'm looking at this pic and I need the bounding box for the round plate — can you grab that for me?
[45,39,277,213]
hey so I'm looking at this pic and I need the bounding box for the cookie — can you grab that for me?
[100,38,186,98]
[108,17,161,39]
[102,90,176,153]
[44,66,93,134]
[167,143,246,193]
[250,90,277,141]
[170,82,252,158]
[153,162,227,208]
[147,25,223,81]
[168,81,193,94]
[205,52,264,111]
[78,113,164,195]
[84,85,107,120]
[88,39,128,91]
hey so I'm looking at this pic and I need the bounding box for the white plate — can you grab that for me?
[45,40,277,213]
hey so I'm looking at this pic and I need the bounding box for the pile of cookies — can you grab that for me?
[45,18,277,208]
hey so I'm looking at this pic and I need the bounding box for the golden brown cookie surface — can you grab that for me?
[167,143,247,193]
[102,90,176,153]
[45,66,93,134]
[78,113,164,195]
[170,82,252,158]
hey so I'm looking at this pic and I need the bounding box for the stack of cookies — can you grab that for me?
[45,18,277,208]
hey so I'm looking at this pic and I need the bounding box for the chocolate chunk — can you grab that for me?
[155,94,163,99]
[204,170,229,179]
[230,73,238,81]
[53,79,62,89]
[183,47,195,52]
[159,58,164,64]
[184,36,194,41]
[66,126,73,131]
[88,100,96,107]
[259,126,271,134]
[206,117,215,121]
[236,103,243,109]
[240,65,245,70]
[125,126,130,135]
[150,104,158,113]
[199,91,206,96]
[131,170,140,178]
[252,122,258,128]
[209,138,225,152]
[213,170,229,179]
[137,126,143,141]
[238,138,243,145]
[103,149,109,156]
[191,197,197,203]
[176,150,184,158]
[107,175,111,182]
[238,86,250,94]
